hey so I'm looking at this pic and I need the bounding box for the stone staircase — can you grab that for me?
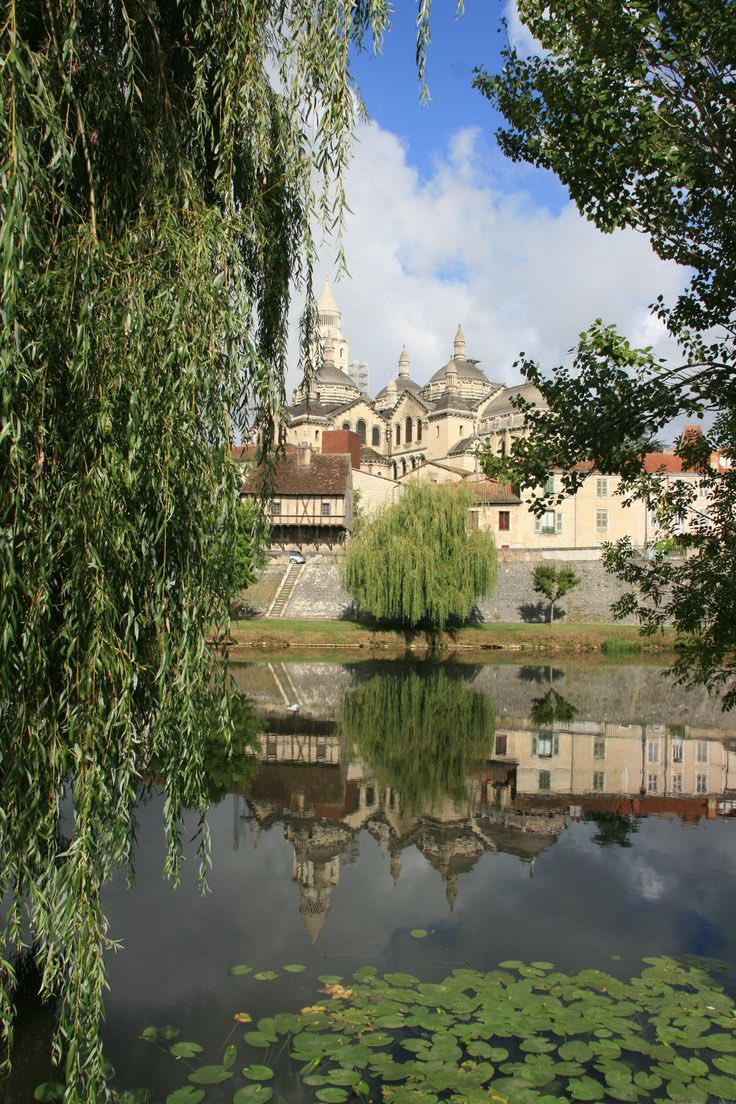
[266,562,305,618]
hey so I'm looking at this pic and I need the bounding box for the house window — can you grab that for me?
[545,474,555,494]
[539,770,551,791]
[395,423,401,446]
[405,416,413,444]
[672,738,683,764]
[696,740,708,763]
[271,502,281,517]
[596,477,609,497]
[495,735,507,756]
[469,510,479,530]
[499,511,510,531]
[372,426,380,447]
[342,421,351,431]
[417,419,423,442]
[696,772,708,794]
[459,425,464,436]
[536,510,561,535]
[356,419,367,444]
[533,732,559,758]
[321,501,331,516]
[647,739,660,763]
[647,773,659,794]
[593,736,606,760]
[593,771,605,792]
[672,773,683,794]
[596,509,609,533]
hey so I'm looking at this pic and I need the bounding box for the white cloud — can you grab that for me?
[287,118,687,401]
[503,0,542,58]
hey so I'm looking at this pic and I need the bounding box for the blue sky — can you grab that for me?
[294,1,687,411]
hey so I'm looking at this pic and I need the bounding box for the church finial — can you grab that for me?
[398,345,410,379]
[453,324,466,361]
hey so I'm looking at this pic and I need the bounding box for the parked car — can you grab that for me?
[288,551,306,564]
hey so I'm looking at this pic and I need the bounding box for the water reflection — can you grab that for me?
[234,660,736,942]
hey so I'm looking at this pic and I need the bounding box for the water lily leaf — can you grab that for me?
[531,961,555,970]
[714,1055,736,1075]
[165,1089,205,1104]
[324,1068,362,1086]
[673,1055,709,1078]
[318,975,343,985]
[410,929,428,939]
[466,1041,494,1059]
[233,1087,273,1104]
[559,1041,593,1063]
[498,960,524,969]
[141,1027,159,1042]
[352,966,377,980]
[697,1073,736,1099]
[274,1013,298,1035]
[385,972,419,987]
[520,1037,555,1054]
[282,963,306,972]
[633,1072,662,1090]
[704,1032,736,1052]
[161,1026,181,1041]
[170,1042,204,1059]
[242,1064,274,1081]
[243,1032,276,1048]
[34,1085,65,1102]
[315,1089,349,1102]
[375,1014,405,1028]
[568,1075,606,1100]
[223,1044,238,1069]
[188,1065,233,1085]
[228,965,253,976]
[253,971,278,982]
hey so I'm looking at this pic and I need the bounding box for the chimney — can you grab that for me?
[297,442,313,466]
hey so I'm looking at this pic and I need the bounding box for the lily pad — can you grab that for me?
[166,1090,205,1104]
[170,1042,204,1059]
[242,1064,274,1081]
[410,929,429,939]
[228,964,253,976]
[283,963,307,972]
[253,971,278,982]
[188,1065,233,1085]
[233,1088,273,1104]
[315,1089,349,1102]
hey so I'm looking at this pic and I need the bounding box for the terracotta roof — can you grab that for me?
[231,444,296,463]
[360,445,390,464]
[241,452,351,496]
[472,479,521,504]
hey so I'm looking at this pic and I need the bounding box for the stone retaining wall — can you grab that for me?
[239,557,640,624]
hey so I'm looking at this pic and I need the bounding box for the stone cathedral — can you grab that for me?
[285,282,544,480]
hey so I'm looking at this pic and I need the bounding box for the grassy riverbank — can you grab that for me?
[229,618,677,661]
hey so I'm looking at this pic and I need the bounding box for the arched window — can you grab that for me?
[315,429,319,440]
[372,426,380,447]
[411,456,416,470]
[417,419,423,442]
[499,437,506,458]
[395,423,401,447]
[392,461,397,480]
[356,419,367,444]
[342,421,351,431]
[405,416,413,444]
[401,458,407,476]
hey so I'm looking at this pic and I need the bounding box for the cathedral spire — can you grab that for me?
[398,345,410,379]
[453,324,466,362]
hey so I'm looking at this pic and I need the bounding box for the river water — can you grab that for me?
[4,658,736,1103]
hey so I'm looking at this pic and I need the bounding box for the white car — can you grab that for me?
[288,551,306,564]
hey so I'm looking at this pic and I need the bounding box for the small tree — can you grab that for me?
[532,563,580,623]
[341,482,497,631]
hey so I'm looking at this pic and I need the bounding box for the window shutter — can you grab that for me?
[534,515,541,534]
[532,734,537,755]
[556,511,563,533]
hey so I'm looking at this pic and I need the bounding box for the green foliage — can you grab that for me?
[532,564,580,623]
[339,668,495,811]
[1,0,437,1098]
[221,499,271,601]
[150,955,736,1104]
[341,483,497,630]
[474,0,736,706]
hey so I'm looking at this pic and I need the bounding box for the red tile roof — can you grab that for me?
[241,452,351,496]
[471,479,521,504]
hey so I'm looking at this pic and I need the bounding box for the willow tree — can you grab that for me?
[339,668,495,812]
[342,483,497,631]
[0,2,437,1099]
